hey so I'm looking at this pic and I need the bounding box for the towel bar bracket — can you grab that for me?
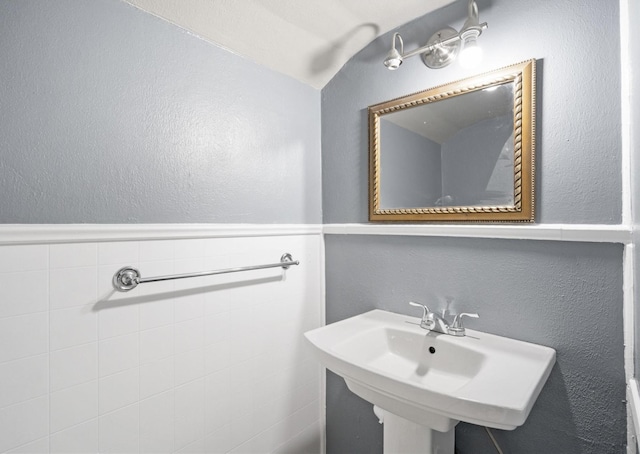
[113,267,141,292]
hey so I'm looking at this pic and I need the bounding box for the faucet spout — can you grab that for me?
[426,312,450,334]
[409,301,477,336]
[409,302,450,333]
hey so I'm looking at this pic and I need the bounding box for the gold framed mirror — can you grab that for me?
[369,59,536,222]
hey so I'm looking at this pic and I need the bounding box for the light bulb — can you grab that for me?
[459,44,482,68]
[459,30,482,69]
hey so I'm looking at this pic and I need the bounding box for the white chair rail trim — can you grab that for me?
[0,224,323,245]
[323,223,632,244]
[0,223,631,245]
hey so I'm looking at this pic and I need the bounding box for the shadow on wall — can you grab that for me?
[93,275,284,311]
[326,371,383,454]
[310,23,380,75]
[457,366,577,452]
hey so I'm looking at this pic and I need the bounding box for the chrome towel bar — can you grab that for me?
[112,253,299,292]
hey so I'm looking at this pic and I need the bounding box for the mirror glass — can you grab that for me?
[369,60,536,222]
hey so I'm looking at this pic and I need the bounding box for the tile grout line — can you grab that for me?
[95,241,101,453]
[136,239,141,454]
[46,244,51,452]
[171,238,177,454]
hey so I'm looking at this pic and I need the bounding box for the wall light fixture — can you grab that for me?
[383,0,488,70]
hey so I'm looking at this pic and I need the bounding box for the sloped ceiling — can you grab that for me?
[123,0,455,89]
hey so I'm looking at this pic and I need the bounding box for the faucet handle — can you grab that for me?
[409,301,430,318]
[409,302,431,329]
[448,312,479,336]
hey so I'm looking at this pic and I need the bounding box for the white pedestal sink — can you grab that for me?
[375,407,454,454]
[305,310,555,454]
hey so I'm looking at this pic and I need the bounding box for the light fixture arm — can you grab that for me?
[392,32,404,55]
[383,0,488,70]
[399,24,484,61]
[463,0,480,29]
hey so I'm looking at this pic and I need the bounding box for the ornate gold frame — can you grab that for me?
[369,59,536,222]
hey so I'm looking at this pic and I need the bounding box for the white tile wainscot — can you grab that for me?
[0,226,324,454]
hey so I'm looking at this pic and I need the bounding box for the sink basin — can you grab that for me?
[305,310,555,432]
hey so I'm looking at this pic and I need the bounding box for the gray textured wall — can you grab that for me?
[322,0,621,224]
[379,121,441,208]
[325,235,626,454]
[321,0,626,452]
[0,0,321,224]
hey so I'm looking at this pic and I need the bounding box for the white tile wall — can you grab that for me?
[49,419,98,453]
[0,355,48,408]
[50,343,98,392]
[139,390,174,453]
[0,270,48,317]
[0,313,49,363]
[0,233,323,453]
[99,368,140,415]
[49,381,98,433]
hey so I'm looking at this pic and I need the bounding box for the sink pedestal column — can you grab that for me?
[376,408,455,454]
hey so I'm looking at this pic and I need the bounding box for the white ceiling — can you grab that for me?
[123,0,455,89]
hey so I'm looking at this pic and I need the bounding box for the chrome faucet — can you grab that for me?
[409,301,478,337]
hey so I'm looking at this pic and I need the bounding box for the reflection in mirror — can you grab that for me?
[369,60,535,222]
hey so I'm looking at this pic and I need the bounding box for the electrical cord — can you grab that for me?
[485,427,505,454]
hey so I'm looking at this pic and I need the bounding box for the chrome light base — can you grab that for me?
[421,27,461,69]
